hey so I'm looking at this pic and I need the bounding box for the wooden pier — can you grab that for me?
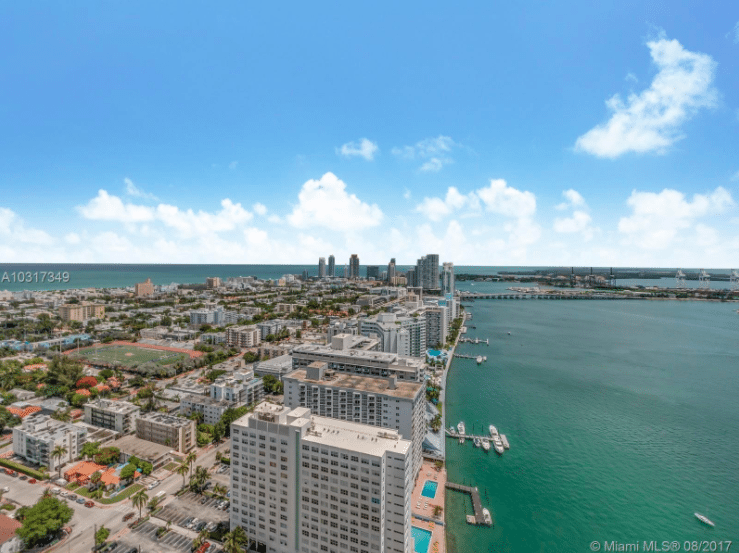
[445,482,492,526]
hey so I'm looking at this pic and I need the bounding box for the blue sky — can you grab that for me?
[1,2,738,266]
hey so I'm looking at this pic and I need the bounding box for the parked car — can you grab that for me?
[1,487,9,493]
[68,494,78,501]
[28,478,36,484]
[60,491,69,497]
[19,475,28,481]
[147,480,160,490]
[85,501,94,508]
[195,521,207,532]
[186,518,199,529]
[76,497,86,504]
[51,487,61,495]
[123,512,135,521]
[181,517,194,528]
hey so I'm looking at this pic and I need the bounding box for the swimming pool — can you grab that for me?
[427,349,442,357]
[421,480,438,498]
[411,526,432,553]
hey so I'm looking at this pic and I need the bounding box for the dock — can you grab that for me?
[458,337,489,345]
[445,482,492,526]
[445,429,492,441]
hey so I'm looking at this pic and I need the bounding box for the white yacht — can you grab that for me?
[501,434,510,449]
[489,425,498,437]
[492,436,505,455]
[481,438,491,452]
[473,437,481,448]
[476,355,483,364]
[482,508,492,525]
[457,421,466,436]
[694,513,715,527]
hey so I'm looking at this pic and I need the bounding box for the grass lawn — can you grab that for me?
[162,462,180,471]
[100,483,144,504]
[69,344,187,368]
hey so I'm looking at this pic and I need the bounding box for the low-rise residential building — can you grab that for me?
[229,403,413,553]
[211,369,264,405]
[254,354,294,380]
[284,362,425,477]
[135,412,195,453]
[83,399,140,434]
[12,414,87,471]
[225,325,261,348]
[256,320,283,339]
[180,394,234,426]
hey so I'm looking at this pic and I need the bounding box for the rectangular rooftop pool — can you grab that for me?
[411,526,432,553]
[421,479,438,498]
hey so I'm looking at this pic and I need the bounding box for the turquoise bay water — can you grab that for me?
[445,282,739,552]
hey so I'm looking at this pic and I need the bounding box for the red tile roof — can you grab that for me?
[6,405,42,418]
[0,513,21,545]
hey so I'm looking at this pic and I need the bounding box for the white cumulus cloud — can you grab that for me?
[392,136,457,172]
[124,178,159,201]
[575,35,718,158]
[253,203,267,216]
[287,172,383,232]
[618,186,734,249]
[77,190,156,223]
[337,138,378,161]
[554,189,596,240]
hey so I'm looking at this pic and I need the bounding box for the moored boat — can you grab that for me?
[473,437,481,448]
[482,508,492,525]
[489,425,498,437]
[457,421,466,436]
[481,438,490,452]
[492,436,505,455]
[476,355,483,364]
[501,434,510,449]
[694,513,715,527]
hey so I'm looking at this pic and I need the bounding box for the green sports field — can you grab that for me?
[69,344,187,368]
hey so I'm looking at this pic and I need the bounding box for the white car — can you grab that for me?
[1,487,8,493]
[52,487,61,495]
[147,481,160,490]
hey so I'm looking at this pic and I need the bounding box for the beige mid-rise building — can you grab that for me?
[59,302,105,322]
[135,412,195,453]
[225,325,261,348]
[134,278,154,297]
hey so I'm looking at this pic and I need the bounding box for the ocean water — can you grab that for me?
[445,281,739,552]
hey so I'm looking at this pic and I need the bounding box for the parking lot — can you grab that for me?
[106,521,221,553]
[210,464,230,487]
[155,492,229,529]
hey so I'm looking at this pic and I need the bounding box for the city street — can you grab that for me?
[0,439,231,553]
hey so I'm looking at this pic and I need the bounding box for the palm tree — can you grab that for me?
[192,529,209,551]
[132,489,149,520]
[190,465,209,493]
[148,495,161,513]
[51,445,67,479]
[223,526,248,553]
[185,451,197,478]
[213,484,227,497]
[175,462,189,489]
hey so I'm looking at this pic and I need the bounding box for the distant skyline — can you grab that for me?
[1,3,738,267]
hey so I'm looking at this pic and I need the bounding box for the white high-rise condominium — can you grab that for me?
[230,402,413,553]
[318,257,326,278]
[442,262,454,294]
[283,361,425,477]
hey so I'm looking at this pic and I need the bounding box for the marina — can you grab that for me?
[458,337,489,345]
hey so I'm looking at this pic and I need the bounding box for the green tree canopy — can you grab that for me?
[16,495,74,548]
